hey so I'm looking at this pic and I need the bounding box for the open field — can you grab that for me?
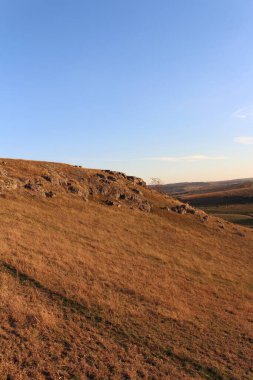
[0,159,253,379]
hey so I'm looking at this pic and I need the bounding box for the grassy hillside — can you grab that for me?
[0,159,253,379]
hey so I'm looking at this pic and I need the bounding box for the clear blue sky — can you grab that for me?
[1,0,253,183]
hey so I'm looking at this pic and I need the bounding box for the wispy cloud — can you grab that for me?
[143,155,226,162]
[233,106,253,119]
[69,155,226,164]
[234,136,253,145]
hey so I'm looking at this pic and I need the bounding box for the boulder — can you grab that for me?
[107,175,117,182]
[138,200,151,212]
[45,191,56,198]
[119,193,130,200]
[185,204,196,214]
[68,185,82,195]
[42,174,52,182]
[132,188,143,196]
[24,182,33,190]
[171,205,188,215]
[105,200,121,207]
[127,176,146,187]
[171,203,197,215]
[96,173,106,179]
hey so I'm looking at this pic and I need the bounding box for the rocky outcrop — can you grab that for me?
[171,204,196,215]
[126,176,146,187]
[0,160,212,219]
[0,161,151,212]
[170,203,209,222]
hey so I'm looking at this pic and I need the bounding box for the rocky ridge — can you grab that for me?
[0,159,211,221]
[0,160,152,212]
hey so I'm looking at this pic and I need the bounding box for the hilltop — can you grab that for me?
[0,159,253,380]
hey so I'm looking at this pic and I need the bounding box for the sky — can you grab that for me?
[0,0,253,183]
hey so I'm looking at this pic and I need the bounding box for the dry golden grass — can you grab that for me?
[0,159,253,379]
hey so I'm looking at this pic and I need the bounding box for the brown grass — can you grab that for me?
[0,159,253,379]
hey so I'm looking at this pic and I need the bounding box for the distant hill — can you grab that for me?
[157,178,253,228]
[156,178,253,197]
[180,185,253,206]
[0,159,253,379]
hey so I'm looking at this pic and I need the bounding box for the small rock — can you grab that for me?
[68,185,82,195]
[138,200,151,212]
[171,205,187,215]
[45,191,56,198]
[132,188,143,195]
[107,175,117,182]
[185,204,196,214]
[127,176,146,187]
[42,174,52,182]
[105,200,121,207]
[202,215,209,221]
[96,173,106,179]
[24,182,33,190]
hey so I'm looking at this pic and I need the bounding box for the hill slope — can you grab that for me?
[0,159,253,380]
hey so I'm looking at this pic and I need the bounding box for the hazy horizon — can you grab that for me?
[1,1,252,182]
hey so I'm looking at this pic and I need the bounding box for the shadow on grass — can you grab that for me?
[164,348,234,380]
[1,261,142,345]
[1,261,233,380]
[1,261,103,323]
